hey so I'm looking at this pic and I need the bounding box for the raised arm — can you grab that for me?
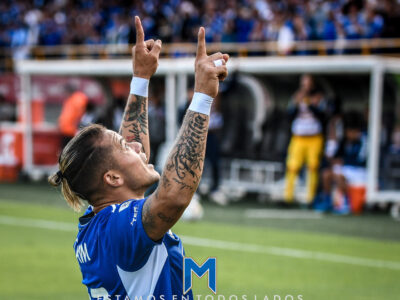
[143,27,229,241]
[119,16,161,161]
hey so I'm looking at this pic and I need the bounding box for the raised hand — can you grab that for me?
[194,27,229,98]
[132,16,162,79]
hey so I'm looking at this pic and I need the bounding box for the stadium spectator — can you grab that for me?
[382,124,400,190]
[206,95,224,193]
[314,97,344,212]
[58,86,89,148]
[0,94,16,122]
[221,19,237,42]
[362,4,384,38]
[340,2,365,40]
[380,0,400,38]
[284,74,326,205]
[79,101,98,129]
[96,96,126,132]
[324,97,344,161]
[278,13,312,55]
[318,11,342,41]
[389,125,400,154]
[206,95,227,205]
[235,7,255,43]
[178,88,193,129]
[317,111,367,214]
[147,92,165,166]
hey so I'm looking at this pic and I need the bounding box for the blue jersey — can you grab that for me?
[74,198,193,300]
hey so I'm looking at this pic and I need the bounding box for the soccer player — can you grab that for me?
[48,16,228,300]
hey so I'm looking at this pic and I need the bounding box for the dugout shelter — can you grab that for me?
[13,56,400,206]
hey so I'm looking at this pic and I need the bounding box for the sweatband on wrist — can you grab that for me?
[188,92,214,116]
[130,77,149,97]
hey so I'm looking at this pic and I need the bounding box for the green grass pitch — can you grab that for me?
[0,182,399,300]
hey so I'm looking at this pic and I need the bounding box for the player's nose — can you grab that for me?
[130,142,143,154]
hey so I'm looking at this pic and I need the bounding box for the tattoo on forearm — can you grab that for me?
[126,136,141,143]
[142,111,208,239]
[165,111,207,188]
[120,95,148,143]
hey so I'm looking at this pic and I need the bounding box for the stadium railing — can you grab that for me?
[2,38,400,72]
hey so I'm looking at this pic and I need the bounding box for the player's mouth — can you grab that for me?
[139,153,154,169]
[140,152,147,164]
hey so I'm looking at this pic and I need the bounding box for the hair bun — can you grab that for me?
[48,170,63,187]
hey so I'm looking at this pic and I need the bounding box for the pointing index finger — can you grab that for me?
[135,16,145,45]
[196,27,206,59]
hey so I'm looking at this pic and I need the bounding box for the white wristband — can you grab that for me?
[188,92,214,116]
[130,77,149,97]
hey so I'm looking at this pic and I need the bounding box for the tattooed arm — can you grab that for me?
[119,16,161,161]
[142,111,209,239]
[119,94,150,159]
[143,27,229,241]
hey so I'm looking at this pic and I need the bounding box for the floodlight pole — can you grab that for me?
[20,73,33,174]
[165,73,177,145]
[177,73,188,107]
[367,62,384,202]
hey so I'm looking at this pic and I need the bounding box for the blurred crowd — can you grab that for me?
[2,0,400,56]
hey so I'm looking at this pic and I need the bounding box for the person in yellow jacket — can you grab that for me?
[284,74,326,205]
[58,87,89,149]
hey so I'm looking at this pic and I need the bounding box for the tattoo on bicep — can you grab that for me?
[161,173,171,189]
[172,178,194,191]
[157,206,184,224]
[121,95,148,143]
[166,111,207,186]
[157,212,175,223]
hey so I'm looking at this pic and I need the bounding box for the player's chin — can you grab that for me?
[150,168,161,181]
[143,171,160,190]
[146,163,158,173]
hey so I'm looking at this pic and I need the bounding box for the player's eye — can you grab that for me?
[120,139,129,151]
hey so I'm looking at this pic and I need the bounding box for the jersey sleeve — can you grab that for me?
[108,198,161,271]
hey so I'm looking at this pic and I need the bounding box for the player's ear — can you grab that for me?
[103,170,124,187]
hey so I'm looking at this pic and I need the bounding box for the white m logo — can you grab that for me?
[76,243,91,263]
